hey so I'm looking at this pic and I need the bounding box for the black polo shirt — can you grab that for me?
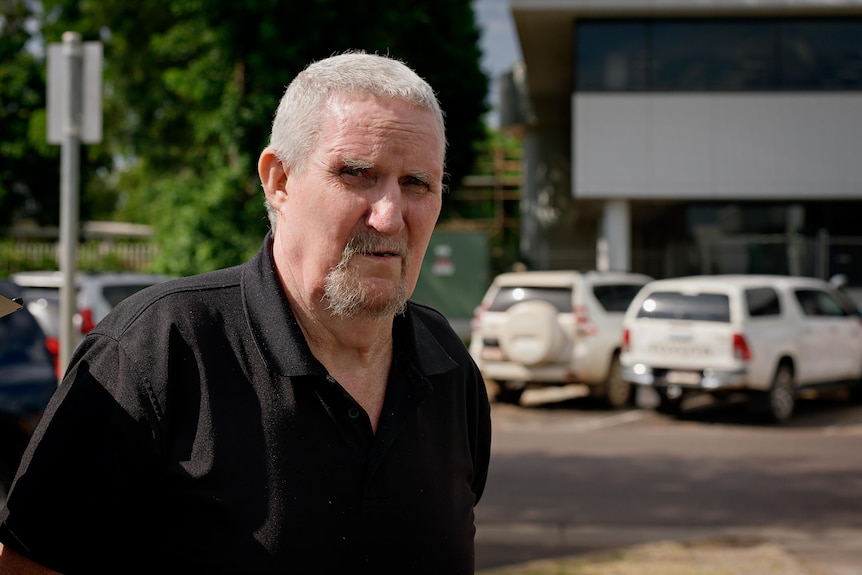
[0,234,492,574]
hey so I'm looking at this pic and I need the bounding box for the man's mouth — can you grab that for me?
[336,231,408,271]
[365,249,401,257]
[354,237,407,259]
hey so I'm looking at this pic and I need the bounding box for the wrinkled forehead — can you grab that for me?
[325,93,446,164]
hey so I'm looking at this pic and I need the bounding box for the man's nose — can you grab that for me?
[366,178,406,235]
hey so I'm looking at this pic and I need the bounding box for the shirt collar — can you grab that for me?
[394,306,460,378]
[242,233,459,379]
[242,232,326,377]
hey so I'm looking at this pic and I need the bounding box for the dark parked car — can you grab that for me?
[0,280,58,502]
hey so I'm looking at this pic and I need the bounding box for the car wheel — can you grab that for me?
[603,352,632,409]
[495,380,525,405]
[499,300,564,366]
[765,363,796,423]
[848,367,862,403]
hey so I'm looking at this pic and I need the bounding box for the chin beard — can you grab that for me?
[323,231,410,319]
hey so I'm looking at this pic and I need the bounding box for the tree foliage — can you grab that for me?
[0,0,59,228]
[32,0,488,275]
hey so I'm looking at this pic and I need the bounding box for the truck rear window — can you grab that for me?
[489,287,572,313]
[636,291,731,322]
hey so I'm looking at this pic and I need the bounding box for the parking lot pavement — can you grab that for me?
[476,524,862,575]
[479,391,862,574]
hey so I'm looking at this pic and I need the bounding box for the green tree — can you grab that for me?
[38,0,488,275]
[0,0,60,228]
[0,0,144,231]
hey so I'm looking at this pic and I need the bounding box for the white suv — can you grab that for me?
[11,271,173,349]
[469,270,652,407]
[621,275,862,422]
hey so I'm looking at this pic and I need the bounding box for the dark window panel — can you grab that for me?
[575,17,862,92]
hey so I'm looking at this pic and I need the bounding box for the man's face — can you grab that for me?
[274,94,444,319]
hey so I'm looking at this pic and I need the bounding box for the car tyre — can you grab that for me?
[603,352,632,409]
[763,363,795,423]
[849,372,862,403]
[495,380,525,405]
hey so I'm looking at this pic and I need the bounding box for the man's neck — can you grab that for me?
[292,301,395,433]
[299,307,394,366]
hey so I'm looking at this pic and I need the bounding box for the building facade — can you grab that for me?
[502,0,862,288]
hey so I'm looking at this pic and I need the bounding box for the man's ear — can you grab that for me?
[258,147,288,208]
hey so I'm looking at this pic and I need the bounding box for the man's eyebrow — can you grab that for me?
[341,157,374,170]
[407,170,435,183]
[410,170,435,185]
[339,158,437,184]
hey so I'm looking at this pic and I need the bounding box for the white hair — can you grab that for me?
[264,52,447,228]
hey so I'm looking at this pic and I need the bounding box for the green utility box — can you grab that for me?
[411,230,489,341]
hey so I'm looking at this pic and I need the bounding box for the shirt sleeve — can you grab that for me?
[0,332,162,573]
[467,356,492,505]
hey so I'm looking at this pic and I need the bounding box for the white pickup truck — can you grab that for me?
[620,275,862,422]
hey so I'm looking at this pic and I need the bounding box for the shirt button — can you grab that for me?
[347,407,361,420]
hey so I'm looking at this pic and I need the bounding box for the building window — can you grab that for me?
[651,20,776,90]
[780,20,862,89]
[576,21,649,91]
[575,18,862,92]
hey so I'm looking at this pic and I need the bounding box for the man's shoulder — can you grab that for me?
[152,266,243,300]
[404,300,470,360]
[405,300,451,333]
[95,265,245,336]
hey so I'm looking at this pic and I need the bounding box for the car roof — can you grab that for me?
[641,274,831,292]
[10,271,173,288]
[492,270,652,288]
[10,271,67,288]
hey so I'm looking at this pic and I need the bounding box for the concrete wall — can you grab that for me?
[573,93,862,200]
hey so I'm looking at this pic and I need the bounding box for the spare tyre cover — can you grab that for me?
[499,300,564,366]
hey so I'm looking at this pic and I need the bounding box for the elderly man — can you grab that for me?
[0,53,491,574]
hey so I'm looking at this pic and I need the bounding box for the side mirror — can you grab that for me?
[830,273,848,289]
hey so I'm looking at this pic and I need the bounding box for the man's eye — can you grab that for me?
[342,167,364,177]
[404,177,428,188]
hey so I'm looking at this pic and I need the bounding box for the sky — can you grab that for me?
[473,0,523,124]
[474,0,523,79]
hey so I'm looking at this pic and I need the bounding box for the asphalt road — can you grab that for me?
[474,386,862,573]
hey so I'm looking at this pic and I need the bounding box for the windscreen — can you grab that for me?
[636,291,731,322]
[489,287,572,313]
[0,306,52,366]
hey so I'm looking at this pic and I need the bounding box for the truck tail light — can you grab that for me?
[79,308,95,334]
[44,337,61,379]
[574,305,597,336]
[733,333,752,361]
[622,328,631,352]
[471,303,488,330]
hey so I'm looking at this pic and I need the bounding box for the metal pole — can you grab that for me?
[59,31,82,379]
[817,228,829,280]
